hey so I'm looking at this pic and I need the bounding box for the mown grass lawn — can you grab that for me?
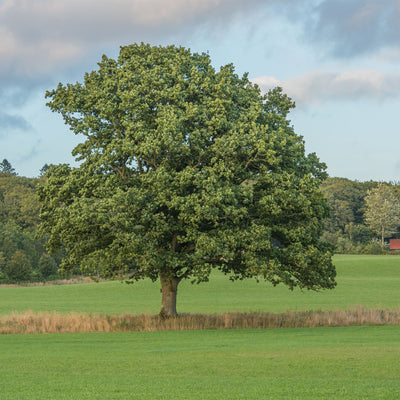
[1,255,399,399]
[0,255,399,316]
[1,326,399,399]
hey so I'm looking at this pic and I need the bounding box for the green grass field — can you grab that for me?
[1,326,399,399]
[0,255,399,316]
[1,255,399,399]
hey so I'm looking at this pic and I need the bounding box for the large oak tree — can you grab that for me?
[38,43,335,317]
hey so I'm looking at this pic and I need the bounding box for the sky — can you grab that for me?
[1,0,400,181]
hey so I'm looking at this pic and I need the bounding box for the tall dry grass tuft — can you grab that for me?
[1,307,399,335]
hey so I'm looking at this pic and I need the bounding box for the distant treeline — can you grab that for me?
[0,160,62,283]
[0,158,399,282]
[320,177,400,254]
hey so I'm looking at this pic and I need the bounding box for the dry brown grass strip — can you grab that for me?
[1,307,399,335]
[0,277,98,288]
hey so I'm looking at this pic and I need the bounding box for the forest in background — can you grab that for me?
[1,159,399,283]
[0,161,62,283]
[320,177,400,253]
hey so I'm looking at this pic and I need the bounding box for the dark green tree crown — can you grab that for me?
[39,43,335,292]
[0,159,17,176]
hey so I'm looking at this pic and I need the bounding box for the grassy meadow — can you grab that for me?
[1,326,399,399]
[1,255,399,399]
[0,254,399,316]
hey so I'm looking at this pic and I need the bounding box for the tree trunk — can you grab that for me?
[159,273,180,318]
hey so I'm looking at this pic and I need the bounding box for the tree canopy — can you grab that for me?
[0,174,61,283]
[365,184,400,247]
[0,159,17,176]
[38,43,336,316]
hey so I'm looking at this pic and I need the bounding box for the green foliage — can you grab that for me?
[0,175,41,231]
[4,250,32,283]
[344,222,372,244]
[38,253,58,279]
[320,177,372,232]
[0,159,17,176]
[0,174,62,283]
[39,43,335,314]
[0,222,38,283]
[364,183,400,247]
[320,178,400,254]
[39,163,50,177]
[0,252,6,281]
[361,238,387,255]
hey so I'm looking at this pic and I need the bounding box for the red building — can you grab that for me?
[389,239,400,250]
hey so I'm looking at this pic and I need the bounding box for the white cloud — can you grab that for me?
[2,0,400,86]
[0,0,271,82]
[252,69,400,105]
